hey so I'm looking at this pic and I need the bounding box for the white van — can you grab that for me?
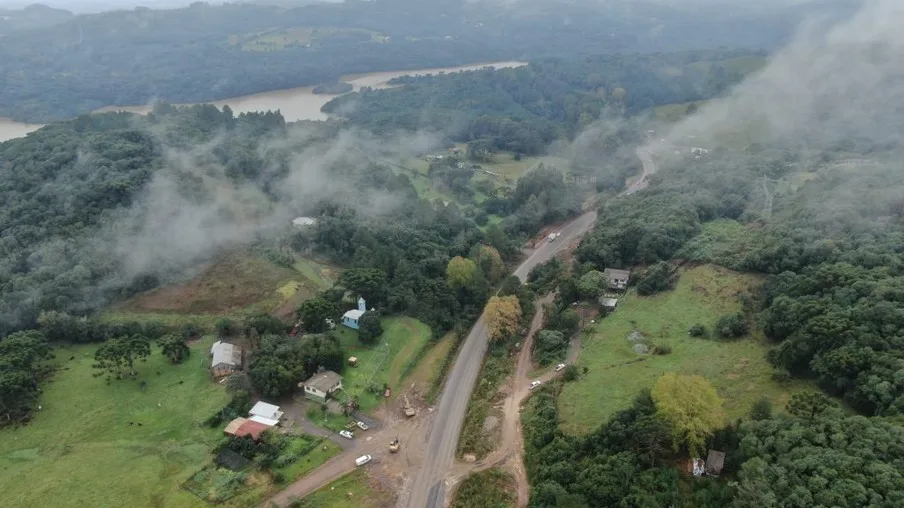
[355,454,372,467]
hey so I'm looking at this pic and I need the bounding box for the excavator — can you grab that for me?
[389,438,400,453]
[402,394,416,418]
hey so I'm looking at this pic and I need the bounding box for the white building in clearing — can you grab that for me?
[292,216,318,228]
[248,401,283,427]
[341,297,368,330]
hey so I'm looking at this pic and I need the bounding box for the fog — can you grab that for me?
[649,0,903,164]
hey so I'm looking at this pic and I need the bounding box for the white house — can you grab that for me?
[248,401,283,427]
[210,341,242,378]
[292,216,317,228]
[341,297,367,330]
[299,371,343,402]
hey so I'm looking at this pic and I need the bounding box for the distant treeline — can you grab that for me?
[0,0,855,122]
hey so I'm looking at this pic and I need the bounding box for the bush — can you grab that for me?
[688,323,707,337]
[180,322,202,339]
[636,261,679,296]
[715,312,749,339]
[562,364,580,382]
[771,370,791,384]
[215,318,237,337]
[750,397,773,420]
[654,344,672,355]
[358,311,383,345]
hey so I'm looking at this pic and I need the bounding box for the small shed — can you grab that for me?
[249,401,283,423]
[599,297,619,311]
[705,450,725,476]
[348,356,359,367]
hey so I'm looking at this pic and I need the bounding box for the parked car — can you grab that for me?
[355,454,372,466]
[529,380,542,390]
[555,363,566,372]
[357,421,369,431]
[339,430,354,439]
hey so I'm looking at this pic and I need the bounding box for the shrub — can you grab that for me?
[688,323,707,337]
[563,364,580,382]
[655,344,672,355]
[636,261,679,296]
[750,397,773,420]
[715,312,749,339]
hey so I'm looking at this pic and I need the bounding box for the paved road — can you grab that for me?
[404,211,598,508]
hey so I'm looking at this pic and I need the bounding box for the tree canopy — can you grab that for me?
[651,373,724,457]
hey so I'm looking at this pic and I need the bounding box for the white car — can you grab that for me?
[555,363,566,372]
[529,380,542,390]
[355,454,372,467]
[339,430,354,439]
[356,421,369,431]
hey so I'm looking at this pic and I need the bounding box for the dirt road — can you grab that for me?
[265,148,658,508]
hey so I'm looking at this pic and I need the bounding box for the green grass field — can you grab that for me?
[333,317,432,412]
[0,338,229,508]
[290,468,393,508]
[0,337,342,508]
[558,264,812,435]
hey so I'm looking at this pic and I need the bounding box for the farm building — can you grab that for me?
[210,341,242,378]
[604,268,631,291]
[705,450,726,476]
[341,297,367,330]
[599,297,619,311]
[248,401,283,427]
[223,417,269,441]
[299,370,343,402]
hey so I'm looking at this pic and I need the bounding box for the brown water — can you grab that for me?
[0,61,526,143]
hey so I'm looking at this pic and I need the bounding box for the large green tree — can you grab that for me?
[92,335,151,380]
[158,334,190,364]
[297,297,339,333]
[357,312,384,345]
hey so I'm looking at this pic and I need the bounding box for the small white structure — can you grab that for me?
[249,401,283,427]
[690,147,710,156]
[341,297,368,330]
[292,216,317,228]
[210,341,241,378]
[600,297,619,310]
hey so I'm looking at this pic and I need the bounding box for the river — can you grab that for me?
[0,60,526,143]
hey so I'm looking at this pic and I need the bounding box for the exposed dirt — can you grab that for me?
[120,251,311,315]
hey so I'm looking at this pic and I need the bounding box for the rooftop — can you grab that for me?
[301,370,343,393]
[249,401,282,420]
[604,268,631,281]
[211,341,241,367]
[600,297,619,308]
[343,309,365,320]
[292,216,317,227]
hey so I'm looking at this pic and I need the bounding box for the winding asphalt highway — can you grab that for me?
[405,210,598,508]
[407,147,657,508]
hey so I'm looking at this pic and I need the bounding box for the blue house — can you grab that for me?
[341,297,367,330]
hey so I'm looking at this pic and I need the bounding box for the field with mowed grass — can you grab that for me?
[558,264,812,435]
[330,317,432,413]
[0,337,229,508]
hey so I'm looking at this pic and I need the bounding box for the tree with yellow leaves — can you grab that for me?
[651,373,724,457]
[483,295,522,342]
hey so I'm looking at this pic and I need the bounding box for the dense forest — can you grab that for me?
[323,51,760,154]
[0,0,856,122]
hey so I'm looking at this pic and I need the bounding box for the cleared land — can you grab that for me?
[558,264,812,435]
[236,27,385,51]
[0,338,228,508]
[289,468,394,508]
[331,317,432,413]
[0,337,340,508]
[106,251,338,325]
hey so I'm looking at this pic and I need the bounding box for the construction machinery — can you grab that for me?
[389,438,400,453]
[402,394,416,418]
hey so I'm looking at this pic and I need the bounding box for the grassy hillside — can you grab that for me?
[0,338,229,508]
[558,264,811,435]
